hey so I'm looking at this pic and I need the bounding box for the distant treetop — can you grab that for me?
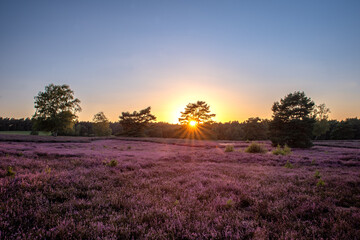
[178,101,215,125]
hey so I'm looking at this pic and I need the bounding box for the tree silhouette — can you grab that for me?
[312,103,331,140]
[178,101,215,125]
[32,84,81,136]
[93,112,112,136]
[119,107,156,136]
[269,91,315,148]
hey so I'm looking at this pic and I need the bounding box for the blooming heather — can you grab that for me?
[0,137,360,239]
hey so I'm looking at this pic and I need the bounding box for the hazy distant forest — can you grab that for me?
[1,116,360,140]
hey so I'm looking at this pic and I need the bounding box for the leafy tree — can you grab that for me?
[74,121,94,136]
[32,84,81,136]
[178,101,216,125]
[330,118,360,140]
[312,103,331,140]
[269,91,315,148]
[242,117,269,140]
[93,112,112,136]
[119,107,156,136]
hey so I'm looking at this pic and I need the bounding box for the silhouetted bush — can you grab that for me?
[245,142,267,153]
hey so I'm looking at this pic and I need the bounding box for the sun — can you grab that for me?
[189,120,197,127]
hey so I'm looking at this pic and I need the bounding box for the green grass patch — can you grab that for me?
[0,131,51,136]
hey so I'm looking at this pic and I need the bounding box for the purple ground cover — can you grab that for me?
[1,137,360,239]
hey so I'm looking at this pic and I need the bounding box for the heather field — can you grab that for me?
[1,136,360,239]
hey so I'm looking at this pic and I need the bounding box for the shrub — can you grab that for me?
[6,166,15,177]
[284,160,293,169]
[45,166,52,174]
[272,145,291,155]
[30,130,39,135]
[314,170,321,179]
[317,178,325,187]
[224,145,234,152]
[107,159,118,167]
[226,199,234,208]
[245,142,267,153]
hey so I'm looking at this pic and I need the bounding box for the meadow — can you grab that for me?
[1,135,359,239]
[0,131,51,136]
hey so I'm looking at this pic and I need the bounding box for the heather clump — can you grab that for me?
[245,142,267,153]
[1,138,360,239]
[272,144,291,155]
[224,145,234,152]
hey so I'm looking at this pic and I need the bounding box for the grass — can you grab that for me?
[0,131,51,136]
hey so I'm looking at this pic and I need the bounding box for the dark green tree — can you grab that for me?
[93,112,112,136]
[32,84,81,136]
[269,91,315,148]
[178,101,216,125]
[119,107,156,136]
[242,117,269,140]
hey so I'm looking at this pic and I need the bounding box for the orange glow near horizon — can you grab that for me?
[189,120,197,127]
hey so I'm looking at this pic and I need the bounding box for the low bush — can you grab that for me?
[245,142,267,154]
[284,160,293,169]
[224,145,234,152]
[272,145,291,155]
[6,166,15,177]
[107,159,118,167]
[317,178,325,187]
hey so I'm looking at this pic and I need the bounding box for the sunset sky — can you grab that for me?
[1,1,359,123]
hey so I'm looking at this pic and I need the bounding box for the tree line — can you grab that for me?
[1,84,360,147]
[1,116,359,141]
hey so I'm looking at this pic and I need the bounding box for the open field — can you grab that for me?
[1,136,360,239]
[0,131,51,136]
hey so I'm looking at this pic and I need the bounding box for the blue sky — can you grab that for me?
[1,0,359,122]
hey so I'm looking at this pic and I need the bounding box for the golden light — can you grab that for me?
[189,120,197,127]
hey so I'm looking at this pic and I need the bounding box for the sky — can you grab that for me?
[0,0,359,123]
